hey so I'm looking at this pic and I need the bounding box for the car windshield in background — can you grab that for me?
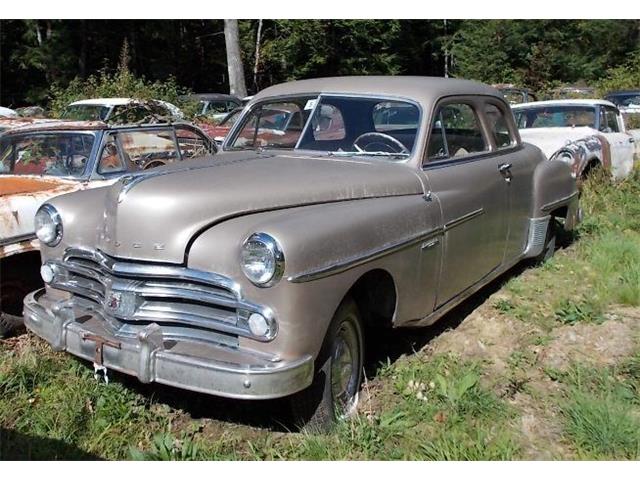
[514,106,596,129]
[227,95,419,160]
[0,132,96,177]
[61,104,111,121]
[606,94,640,108]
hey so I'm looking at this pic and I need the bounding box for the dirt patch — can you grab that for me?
[430,296,536,375]
[539,307,640,370]
[509,390,569,459]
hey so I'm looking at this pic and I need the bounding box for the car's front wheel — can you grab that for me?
[290,297,364,432]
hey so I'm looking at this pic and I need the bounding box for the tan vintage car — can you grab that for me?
[24,77,580,430]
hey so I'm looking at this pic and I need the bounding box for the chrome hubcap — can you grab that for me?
[331,319,360,417]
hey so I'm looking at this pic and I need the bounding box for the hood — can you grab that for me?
[94,151,424,263]
[519,127,599,159]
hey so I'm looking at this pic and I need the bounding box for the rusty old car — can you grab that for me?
[0,120,215,336]
[24,77,579,430]
[512,99,636,181]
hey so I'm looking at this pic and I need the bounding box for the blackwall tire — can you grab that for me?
[290,297,364,433]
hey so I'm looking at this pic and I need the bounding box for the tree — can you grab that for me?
[224,19,247,97]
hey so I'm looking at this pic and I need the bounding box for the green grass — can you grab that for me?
[555,363,640,459]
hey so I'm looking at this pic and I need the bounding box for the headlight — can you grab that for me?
[34,204,63,246]
[240,232,284,287]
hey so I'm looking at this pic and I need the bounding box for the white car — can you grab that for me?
[0,106,18,118]
[61,98,183,122]
[512,99,636,180]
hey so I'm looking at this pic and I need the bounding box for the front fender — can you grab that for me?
[187,194,440,361]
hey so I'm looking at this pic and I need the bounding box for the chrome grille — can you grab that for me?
[47,248,273,344]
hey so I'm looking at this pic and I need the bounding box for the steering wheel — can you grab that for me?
[352,132,410,154]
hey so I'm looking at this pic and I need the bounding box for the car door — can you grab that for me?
[422,97,509,308]
[599,105,635,179]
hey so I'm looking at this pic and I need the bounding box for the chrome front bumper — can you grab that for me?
[24,289,313,400]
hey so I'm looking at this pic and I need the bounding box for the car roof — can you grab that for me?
[68,98,134,106]
[605,90,640,96]
[251,76,504,106]
[1,120,201,135]
[512,99,617,109]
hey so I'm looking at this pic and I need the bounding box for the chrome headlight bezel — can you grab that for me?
[240,232,285,287]
[34,204,63,247]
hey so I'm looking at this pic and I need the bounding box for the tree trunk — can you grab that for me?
[224,19,248,97]
[253,19,263,91]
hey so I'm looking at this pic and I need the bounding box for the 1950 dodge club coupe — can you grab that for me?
[24,77,580,430]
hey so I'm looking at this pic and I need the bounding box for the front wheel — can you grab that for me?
[290,297,364,432]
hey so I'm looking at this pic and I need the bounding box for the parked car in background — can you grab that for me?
[61,98,183,123]
[512,99,636,180]
[25,76,579,430]
[604,90,640,114]
[493,84,538,104]
[0,107,19,118]
[548,86,596,100]
[15,106,47,118]
[0,120,215,337]
[183,93,242,123]
[201,107,243,146]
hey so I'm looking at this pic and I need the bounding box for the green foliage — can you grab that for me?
[48,45,192,118]
[130,433,200,461]
[451,20,640,90]
[554,297,604,325]
[557,364,640,459]
[597,50,640,95]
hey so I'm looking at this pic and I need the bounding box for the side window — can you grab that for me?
[205,101,228,115]
[312,104,346,141]
[233,101,309,149]
[98,134,125,174]
[118,130,180,171]
[176,128,214,159]
[600,107,620,133]
[427,103,488,160]
[484,103,515,149]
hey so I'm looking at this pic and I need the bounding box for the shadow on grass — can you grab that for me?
[0,427,101,460]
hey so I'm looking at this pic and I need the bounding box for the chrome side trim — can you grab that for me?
[443,208,485,231]
[523,216,551,258]
[288,226,442,283]
[541,191,579,214]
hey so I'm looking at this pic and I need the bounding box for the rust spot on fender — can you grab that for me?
[0,177,72,196]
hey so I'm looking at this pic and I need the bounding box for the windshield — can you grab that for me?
[606,94,640,108]
[514,106,596,129]
[226,95,420,160]
[501,90,526,105]
[61,104,111,121]
[0,132,96,177]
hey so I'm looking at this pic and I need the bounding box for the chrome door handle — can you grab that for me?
[498,162,512,173]
[629,137,635,144]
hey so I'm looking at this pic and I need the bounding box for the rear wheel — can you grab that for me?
[290,297,364,432]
